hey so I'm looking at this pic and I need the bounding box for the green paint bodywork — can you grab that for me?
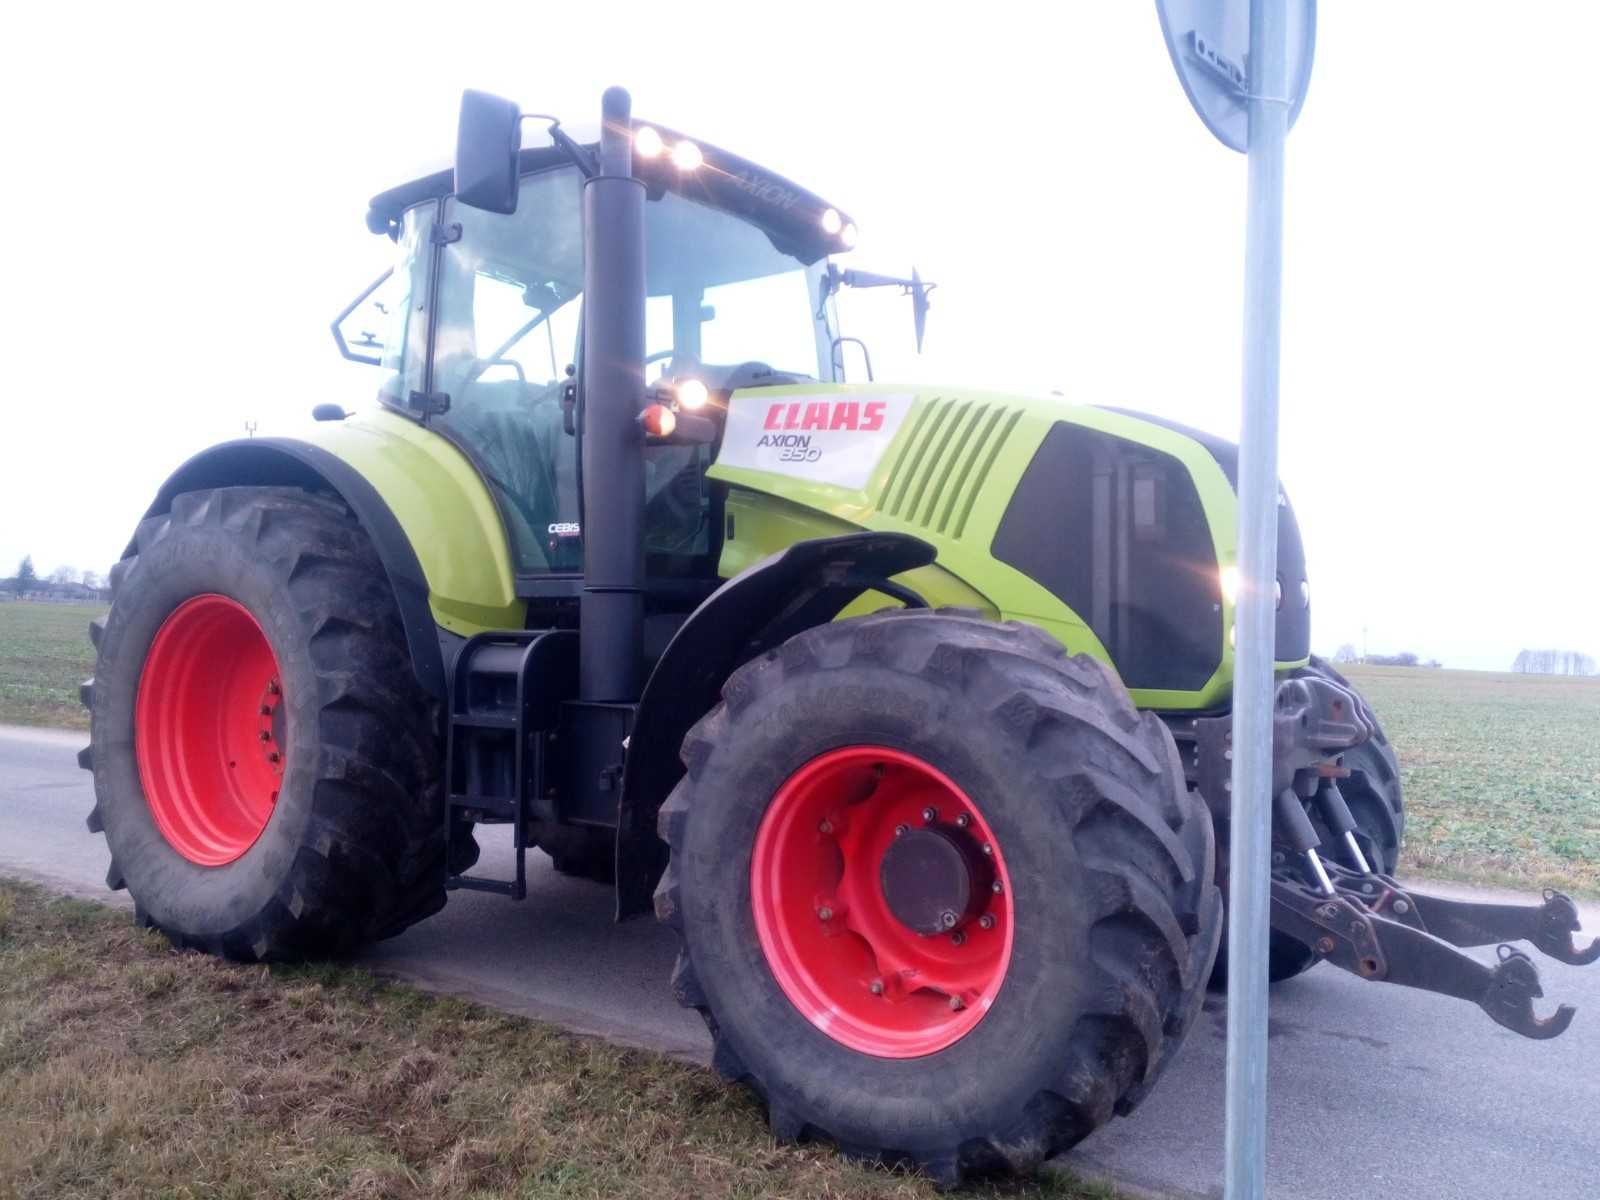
[710,383,1306,712]
[291,386,1303,714]
[300,408,526,635]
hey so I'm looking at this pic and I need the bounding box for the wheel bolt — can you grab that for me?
[939,909,958,929]
[257,731,270,743]
[869,979,884,995]
[978,914,996,930]
[1317,936,1336,954]
[991,880,1003,895]
[267,752,280,764]
[982,844,993,857]
[817,906,834,922]
[955,813,970,828]
[894,824,908,837]
[1393,898,1411,915]
[267,680,280,695]
[922,806,937,823]
[950,930,966,946]
[948,995,965,1011]
[818,819,833,835]
[259,704,272,716]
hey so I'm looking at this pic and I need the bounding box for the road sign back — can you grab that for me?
[1156,1,1315,152]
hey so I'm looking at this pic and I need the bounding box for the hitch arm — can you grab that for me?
[1324,862,1600,967]
[1399,887,1600,966]
[1271,880,1577,1039]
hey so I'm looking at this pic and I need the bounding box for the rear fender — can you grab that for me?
[614,530,937,918]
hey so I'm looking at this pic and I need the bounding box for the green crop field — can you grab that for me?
[0,601,104,730]
[1339,663,1600,896]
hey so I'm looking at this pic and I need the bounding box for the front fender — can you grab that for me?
[613,530,936,919]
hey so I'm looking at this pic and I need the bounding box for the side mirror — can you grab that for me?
[911,269,931,354]
[455,89,522,214]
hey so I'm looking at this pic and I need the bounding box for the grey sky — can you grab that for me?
[3,3,1594,672]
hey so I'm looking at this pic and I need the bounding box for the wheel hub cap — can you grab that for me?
[879,823,994,936]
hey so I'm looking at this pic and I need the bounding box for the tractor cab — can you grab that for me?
[356,120,855,591]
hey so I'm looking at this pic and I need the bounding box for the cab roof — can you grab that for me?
[365,125,855,265]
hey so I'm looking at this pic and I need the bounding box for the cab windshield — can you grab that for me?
[425,165,829,574]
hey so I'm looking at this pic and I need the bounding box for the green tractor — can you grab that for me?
[80,87,1597,1183]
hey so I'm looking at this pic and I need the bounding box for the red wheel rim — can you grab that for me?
[134,594,285,866]
[750,746,1014,1057]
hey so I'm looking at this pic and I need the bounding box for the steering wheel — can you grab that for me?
[645,348,677,366]
[468,357,527,384]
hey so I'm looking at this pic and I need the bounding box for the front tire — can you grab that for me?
[654,609,1220,1183]
[80,487,447,960]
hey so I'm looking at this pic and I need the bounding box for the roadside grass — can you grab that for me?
[0,601,104,730]
[1339,664,1600,896]
[0,879,1111,1200]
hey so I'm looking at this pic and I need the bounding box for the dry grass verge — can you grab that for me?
[0,879,1112,1200]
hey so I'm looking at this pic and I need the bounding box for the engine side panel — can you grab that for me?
[707,384,1256,710]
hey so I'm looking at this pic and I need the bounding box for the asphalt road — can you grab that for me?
[5,722,1599,1200]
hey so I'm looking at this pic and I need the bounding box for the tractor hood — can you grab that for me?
[708,383,1311,711]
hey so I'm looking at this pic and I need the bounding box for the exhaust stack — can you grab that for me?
[578,86,647,701]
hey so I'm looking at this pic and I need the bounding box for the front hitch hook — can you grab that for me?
[1484,945,1576,1040]
[1534,890,1600,966]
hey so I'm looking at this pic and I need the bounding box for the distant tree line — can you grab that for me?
[1331,644,1440,668]
[1512,649,1597,676]
[5,555,108,601]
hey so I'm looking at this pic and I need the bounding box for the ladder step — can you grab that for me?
[446,874,525,898]
[453,714,518,730]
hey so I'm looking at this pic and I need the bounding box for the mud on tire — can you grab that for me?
[79,487,449,960]
[654,608,1221,1185]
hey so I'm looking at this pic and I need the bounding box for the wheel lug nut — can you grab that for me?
[978,914,996,930]
[921,807,937,823]
[259,704,272,715]
[869,979,884,996]
[950,930,966,946]
[939,909,958,929]
[982,844,993,857]
[818,819,833,834]
[1393,898,1411,915]
[955,813,970,828]
[257,731,270,742]
[267,752,280,764]
[817,906,834,921]
[894,824,908,837]
[948,995,965,1011]
[991,880,1003,895]
[267,680,280,695]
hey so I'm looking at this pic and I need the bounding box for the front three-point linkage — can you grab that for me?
[1271,864,1597,1039]
[1200,670,1600,1039]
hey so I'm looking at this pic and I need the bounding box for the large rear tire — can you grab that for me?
[79,487,448,960]
[654,609,1220,1184]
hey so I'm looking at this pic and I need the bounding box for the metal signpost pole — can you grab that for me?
[1224,5,1290,1199]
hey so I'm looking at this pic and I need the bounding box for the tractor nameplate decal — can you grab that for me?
[717,394,916,490]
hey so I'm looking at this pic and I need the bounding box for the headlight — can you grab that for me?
[840,222,859,249]
[634,126,664,158]
[675,378,710,411]
[1220,565,1239,604]
[820,207,843,235]
[671,140,703,170]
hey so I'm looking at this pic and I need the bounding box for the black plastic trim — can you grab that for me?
[613,530,936,919]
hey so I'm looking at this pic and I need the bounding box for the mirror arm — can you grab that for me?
[532,116,598,179]
[330,267,394,366]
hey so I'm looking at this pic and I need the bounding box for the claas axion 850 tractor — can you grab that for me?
[81,88,1598,1182]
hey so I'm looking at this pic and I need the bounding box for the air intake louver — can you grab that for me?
[878,397,1021,537]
